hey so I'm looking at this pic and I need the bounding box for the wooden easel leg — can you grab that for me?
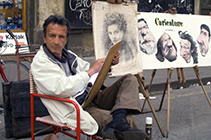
[166,68,173,138]
[147,69,157,92]
[141,69,157,112]
[180,68,186,83]
[136,73,165,137]
[158,79,168,111]
[176,68,181,83]
[193,65,211,107]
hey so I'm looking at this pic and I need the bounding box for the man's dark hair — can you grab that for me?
[200,24,210,37]
[178,31,198,64]
[43,15,71,37]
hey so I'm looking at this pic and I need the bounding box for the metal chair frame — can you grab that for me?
[30,70,103,140]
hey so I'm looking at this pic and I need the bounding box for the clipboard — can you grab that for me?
[82,40,123,108]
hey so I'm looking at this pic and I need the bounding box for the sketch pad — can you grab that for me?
[82,40,123,108]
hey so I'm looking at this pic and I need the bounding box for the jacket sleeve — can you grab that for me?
[31,49,90,98]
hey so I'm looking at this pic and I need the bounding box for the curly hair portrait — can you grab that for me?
[102,12,135,62]
[178,31,198,64]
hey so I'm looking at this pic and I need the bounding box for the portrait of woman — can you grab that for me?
[102,12,137,63]
[92,2,142,76]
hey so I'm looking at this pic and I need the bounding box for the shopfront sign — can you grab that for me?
[0,32,28,54]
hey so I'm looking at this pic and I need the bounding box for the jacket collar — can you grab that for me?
[43,44,78,75]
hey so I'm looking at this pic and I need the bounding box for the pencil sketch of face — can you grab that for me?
[197,24,210,57]
[108,24,124,44]
[102,12,127,49]
[156,32,177,62]
[178,31,198,64]
[138,18,156,55]
[180,39,192,63]
[102,12,135,63]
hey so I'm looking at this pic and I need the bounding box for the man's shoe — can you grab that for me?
[101,124,117,139]
[101,119,147,140]
[114,130,147,140]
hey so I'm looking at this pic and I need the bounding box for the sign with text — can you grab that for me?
[65,0,92,29]
[0,32,28,54]
[138,12,211,70]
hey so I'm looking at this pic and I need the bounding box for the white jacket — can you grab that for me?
[31,45,99,135]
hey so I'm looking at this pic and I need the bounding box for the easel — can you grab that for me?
[135,73,165,137]
[90,0,165,137]
[140,66,211,137]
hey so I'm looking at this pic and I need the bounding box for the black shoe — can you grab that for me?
[101,119,147,140]
[114,130,147,140]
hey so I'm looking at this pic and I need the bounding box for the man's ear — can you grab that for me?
[43,35,46,43]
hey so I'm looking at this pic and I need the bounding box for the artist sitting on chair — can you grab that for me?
[31,15,146,140]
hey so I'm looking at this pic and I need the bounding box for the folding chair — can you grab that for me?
[30,70,104,140]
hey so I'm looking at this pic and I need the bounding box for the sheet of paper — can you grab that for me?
[74,72,99,97]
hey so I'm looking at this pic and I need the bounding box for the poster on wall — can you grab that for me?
[92,1,142,77]
[0,32,28,54]
[137,12,211,70]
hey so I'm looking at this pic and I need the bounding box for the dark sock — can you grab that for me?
[107,109,132,132]
[112,108,128,121]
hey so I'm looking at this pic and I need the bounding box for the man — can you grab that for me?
[156,32,177,62]
[138,18,156,55]
[178,31,198,64]
[31,15,146,139]
[197,24,210,57]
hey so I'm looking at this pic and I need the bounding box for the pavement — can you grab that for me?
[0,57,211,140]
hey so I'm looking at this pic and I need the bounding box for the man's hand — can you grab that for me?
[86,58,105,77]
[112,52,120,66]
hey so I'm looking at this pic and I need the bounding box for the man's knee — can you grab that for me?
[124,74,138,85]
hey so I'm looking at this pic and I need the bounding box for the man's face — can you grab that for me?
[162,34,177,62]
[108,24,124,44]
[197,28,210,57]
[43,23,68,58]
[180,39,191,63]
[138,20,156,55]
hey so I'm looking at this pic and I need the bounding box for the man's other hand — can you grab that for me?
[112,52,120,66]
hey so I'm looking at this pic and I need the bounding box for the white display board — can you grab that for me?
[138,12,211,70]
[0,32,28,54]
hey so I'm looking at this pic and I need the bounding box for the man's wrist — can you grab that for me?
[87,72,91,77]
